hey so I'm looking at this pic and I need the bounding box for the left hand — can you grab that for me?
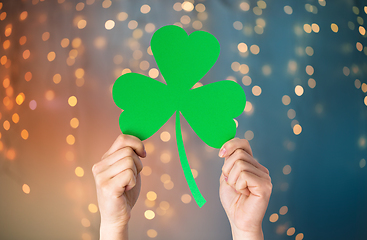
[219,138,272,240]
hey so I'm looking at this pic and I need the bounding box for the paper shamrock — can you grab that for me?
[112,25,246,207]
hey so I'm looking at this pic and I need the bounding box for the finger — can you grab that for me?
[99,157,138,183]
[219,138,253,158]
[108,168,137,197]
[235,171,272,198]
[226,159,269,188]
[222,149,269,176]
[93,147,142,175]
[103,134,146,159]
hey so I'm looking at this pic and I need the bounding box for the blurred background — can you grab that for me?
[0,0,366,239]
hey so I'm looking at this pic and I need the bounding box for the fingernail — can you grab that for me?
[219,148,226,158]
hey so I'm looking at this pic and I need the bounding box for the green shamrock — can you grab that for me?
[112,25,246,207]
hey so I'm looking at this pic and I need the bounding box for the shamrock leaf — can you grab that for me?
[112,25,246,207]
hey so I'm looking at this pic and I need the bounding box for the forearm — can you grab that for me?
[100,223,128,240]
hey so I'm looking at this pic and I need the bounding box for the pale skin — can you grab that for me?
[92,134,272,240]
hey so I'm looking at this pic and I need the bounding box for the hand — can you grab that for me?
[92,134,146,240]
[219,138,272,240]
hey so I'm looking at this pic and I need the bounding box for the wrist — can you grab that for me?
[100,222,128,240]
[231,225,263,240]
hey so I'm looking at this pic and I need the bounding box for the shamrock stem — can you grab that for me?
[175,111,206,208]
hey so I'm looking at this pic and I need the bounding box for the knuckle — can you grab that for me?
[241,138,250,147]
[92,163,100,175]
[94,174,104,187]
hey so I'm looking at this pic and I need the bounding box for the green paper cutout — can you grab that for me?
[112,25,246,207]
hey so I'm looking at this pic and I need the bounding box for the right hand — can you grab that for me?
[92,134,146,230]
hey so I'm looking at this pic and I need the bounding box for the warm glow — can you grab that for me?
[287,227,296,236]
[147,229,157,238]
[16,93,25,105]
[283,165,292,175]
[295,85,304,96]
[45,90,55,101]
[12,113,19,123]
[105,20,115,30]
[70,118,79,128]
[68,96,78,107]
[160,174,171,183]
[3,120,10,130]
[279,206,288,215]
[141,166,152,176]
[331,23,338,33]
[182,1,194,11]
[25,72,32,81]
[140,4,151,14]
[252,85,262,96]
[88,203,98,213]
[293,124,302,135]
[238,43,248,53]
[75,68,85,78]
[244,130,254,140]
[22,184,30,194]
[66,134,76,145]
[21,129,29,140]
[75,167,84,177]
[160,151,171,163]
[146,191,157,201]
[269,213,279,222]
[47,51,56,61]
[148,68,159,78]
[181,194,192,204]
[160,131,171,142]
[144,210,155,220]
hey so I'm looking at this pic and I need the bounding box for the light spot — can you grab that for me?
[68,96,77,107]
[117,12,128,21]
[284,5,293,14]
[242,76,251,86]
[146,191,157,201]
[238,43,248,53]
[306,65,314,75]
[47,51,56,62]
[147,229,157,238]
[141,166,152,176]
[77,19,87,29]
[282,95,291,105]
[181,194,192,204]
[88,204,98,213]
[244,130,254,140]
[239,2,250,11]
[160,151,171,163]
[233,21,243,30]
[66,134,75,145]
[140,4,151,14]
[279,206,288,215]
[105,20,115,30]
[144,210,155,220]
[81,218,90,227]
[75,167,84,177]
[360,159,366,168]
[148,68,159,78]
[252,85,262,96]
[287,227,296,236]
[269,213,279,222]
[293,124,302,135]
[182,1,194,12]
[331,23,338,33]
[295,85,304,96]
[283,165,291,175]
[22,184,30,194]
[295,233,304,240]
[21,129,29,139]
[308,78,316,88]
[70,118,79,128]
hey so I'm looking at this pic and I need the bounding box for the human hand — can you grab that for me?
[92,134,146,240]
[219,138,272,240]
